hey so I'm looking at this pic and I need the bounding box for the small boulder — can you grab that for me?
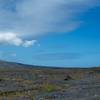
[64,75,72,81]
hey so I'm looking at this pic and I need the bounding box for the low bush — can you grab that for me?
[42,83,57,92]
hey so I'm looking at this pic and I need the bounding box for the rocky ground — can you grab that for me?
[0,61,100,100]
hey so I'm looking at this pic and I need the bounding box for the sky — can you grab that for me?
[0,0,100,67]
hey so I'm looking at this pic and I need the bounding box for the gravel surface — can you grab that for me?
[35,77,100,100]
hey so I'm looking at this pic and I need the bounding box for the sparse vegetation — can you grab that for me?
[42,83,57,92]
[0,78,4,81]
[0,61,100,100]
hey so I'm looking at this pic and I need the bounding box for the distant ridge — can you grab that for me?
[0,60,100,70]
[0,60,34,69]
[0,60,63,69]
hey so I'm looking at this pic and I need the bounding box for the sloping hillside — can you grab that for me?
[0,60,100,100]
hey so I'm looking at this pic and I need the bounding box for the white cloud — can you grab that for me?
[0,0,99,44]
[0,32,36,47]
[15,0,99,37]
[23,40,37,47]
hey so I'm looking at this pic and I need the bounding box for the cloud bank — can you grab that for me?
[0,32,36,47]
[0,0,99,46]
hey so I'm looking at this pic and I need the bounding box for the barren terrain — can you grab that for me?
[0,60,100,100]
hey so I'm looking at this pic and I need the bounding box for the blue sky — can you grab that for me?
[0,0,100,67]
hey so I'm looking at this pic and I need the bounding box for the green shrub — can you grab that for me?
[42,83,57,92]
